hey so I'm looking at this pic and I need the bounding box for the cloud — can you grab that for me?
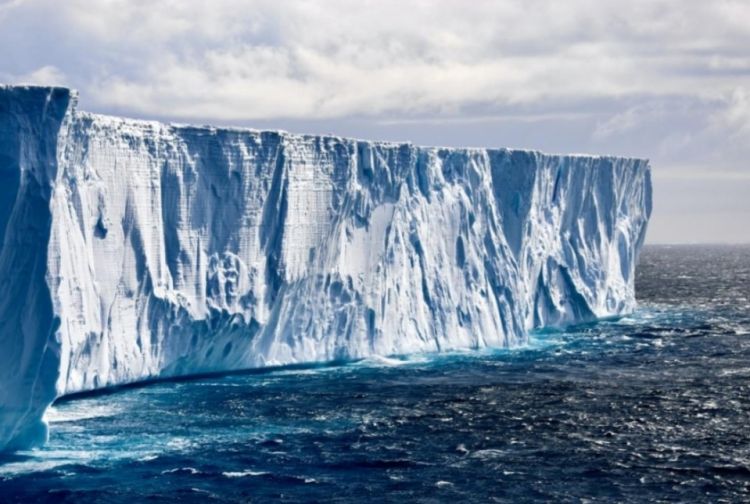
[592,103,665,140]
[721,87,750,140]
[0,0,26,16]
[2,0,749,122]
[1,64,67,87]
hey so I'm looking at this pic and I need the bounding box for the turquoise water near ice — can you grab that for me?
[1,245,749,502]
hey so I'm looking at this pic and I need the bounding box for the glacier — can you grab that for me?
[0,85,652,452]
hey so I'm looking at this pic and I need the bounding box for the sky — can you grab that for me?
[1,0,749,244]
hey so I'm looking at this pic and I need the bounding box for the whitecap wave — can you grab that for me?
[222,470,268,478]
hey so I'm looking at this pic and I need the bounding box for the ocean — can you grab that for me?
[1,245,749,503]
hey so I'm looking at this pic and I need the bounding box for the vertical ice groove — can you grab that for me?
[0,86,652,452]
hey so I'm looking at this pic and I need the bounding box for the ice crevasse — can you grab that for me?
[0,86,652,451]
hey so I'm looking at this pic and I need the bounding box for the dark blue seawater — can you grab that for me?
[1,245,749,503]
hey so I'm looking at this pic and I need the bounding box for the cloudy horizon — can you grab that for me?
[2,0,748,243]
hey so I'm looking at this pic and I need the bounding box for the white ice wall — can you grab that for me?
[0,87,652,451]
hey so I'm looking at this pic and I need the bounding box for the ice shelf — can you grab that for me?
[0,86,652,451]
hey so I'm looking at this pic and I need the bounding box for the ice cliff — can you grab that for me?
[0,86,652,451]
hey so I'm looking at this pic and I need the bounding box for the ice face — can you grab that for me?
[0,86,652,451]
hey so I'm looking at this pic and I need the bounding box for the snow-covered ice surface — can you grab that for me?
[0,86,652,452]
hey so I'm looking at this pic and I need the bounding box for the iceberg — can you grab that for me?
[0,86,652,451]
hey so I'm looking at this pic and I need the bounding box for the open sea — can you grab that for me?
[1,245,749,503]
